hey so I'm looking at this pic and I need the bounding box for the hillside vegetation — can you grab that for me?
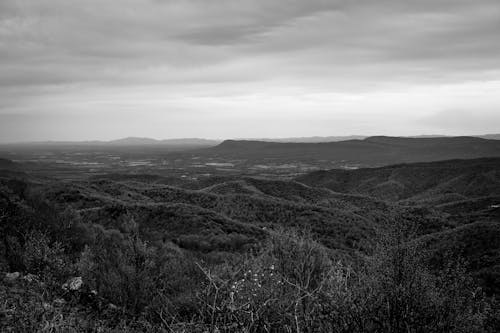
[1,157,499,331]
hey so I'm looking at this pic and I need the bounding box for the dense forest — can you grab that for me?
[1,157,500,332]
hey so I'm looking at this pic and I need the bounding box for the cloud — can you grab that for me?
[0,0,500,141]
[420,108,500,134]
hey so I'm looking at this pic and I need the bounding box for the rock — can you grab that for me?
[42,302,52,311]
[62,276,83,291]
[107,303,118,310]
[4,272,20,281]
[23,273,37,283]
[53,298,66,307]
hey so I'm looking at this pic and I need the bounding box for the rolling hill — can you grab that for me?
[296,158,500,201]
[1,156,499,295]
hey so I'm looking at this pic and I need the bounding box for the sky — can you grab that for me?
[1,0,500,142]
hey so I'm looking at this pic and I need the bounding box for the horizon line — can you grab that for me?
[1,133,499,145]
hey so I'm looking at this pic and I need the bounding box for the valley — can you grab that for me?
[1,136,500,331]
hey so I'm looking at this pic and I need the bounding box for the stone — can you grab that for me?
[23,273,37,283]
[107,303,118,310]
[5,272,20,281]
[53,298,66,307]
[62,276,83,291]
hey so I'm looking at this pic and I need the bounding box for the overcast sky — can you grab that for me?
[1,0,499,142]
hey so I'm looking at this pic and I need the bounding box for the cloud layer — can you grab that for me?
[1,0,499,141]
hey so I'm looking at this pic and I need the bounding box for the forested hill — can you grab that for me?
[1,157,498,257]
[1,156,500,330]
[296,157,500,201]
[197,136,500,166]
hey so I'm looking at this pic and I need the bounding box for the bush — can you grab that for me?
[22,230,69,283]
[176,233,256,252]
[78,227,156,316]
[194,227,495,333]
[1,181,497,332]
[194,229,336,332]
[317,224,493,333]
[78,224,205,324]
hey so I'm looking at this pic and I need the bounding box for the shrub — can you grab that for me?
[78,224,205,324]
[22,230,70,284]
[194,229,338,332]
[78,227,156,316]
[194,226,494,333]
[318,223,493,333]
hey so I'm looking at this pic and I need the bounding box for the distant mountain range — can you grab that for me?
[241,135,368,143]
[1,134,499,146]
[479,134,500,140]
[196,136,500,167]
[2,137,221,147]
[106,137,220,146]
[241,134,500,142]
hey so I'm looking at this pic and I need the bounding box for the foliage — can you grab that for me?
[78,221,205,322]
[22,230,69,283]
[192,228,495,333]
[0,175,499,332]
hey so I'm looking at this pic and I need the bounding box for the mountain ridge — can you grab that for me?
[1,137,221,146]
[202,136,500,167]
[1,134,499,146]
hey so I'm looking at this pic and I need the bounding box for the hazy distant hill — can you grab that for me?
[107,137,163,145]
[108,137,221,146]
[0,138,222,157]
[246,135,367,143]
[2,134,498,148]
[479,134,500,140]
[197,136,500,167]
[235,134,500,143]
[2,137,221,147]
